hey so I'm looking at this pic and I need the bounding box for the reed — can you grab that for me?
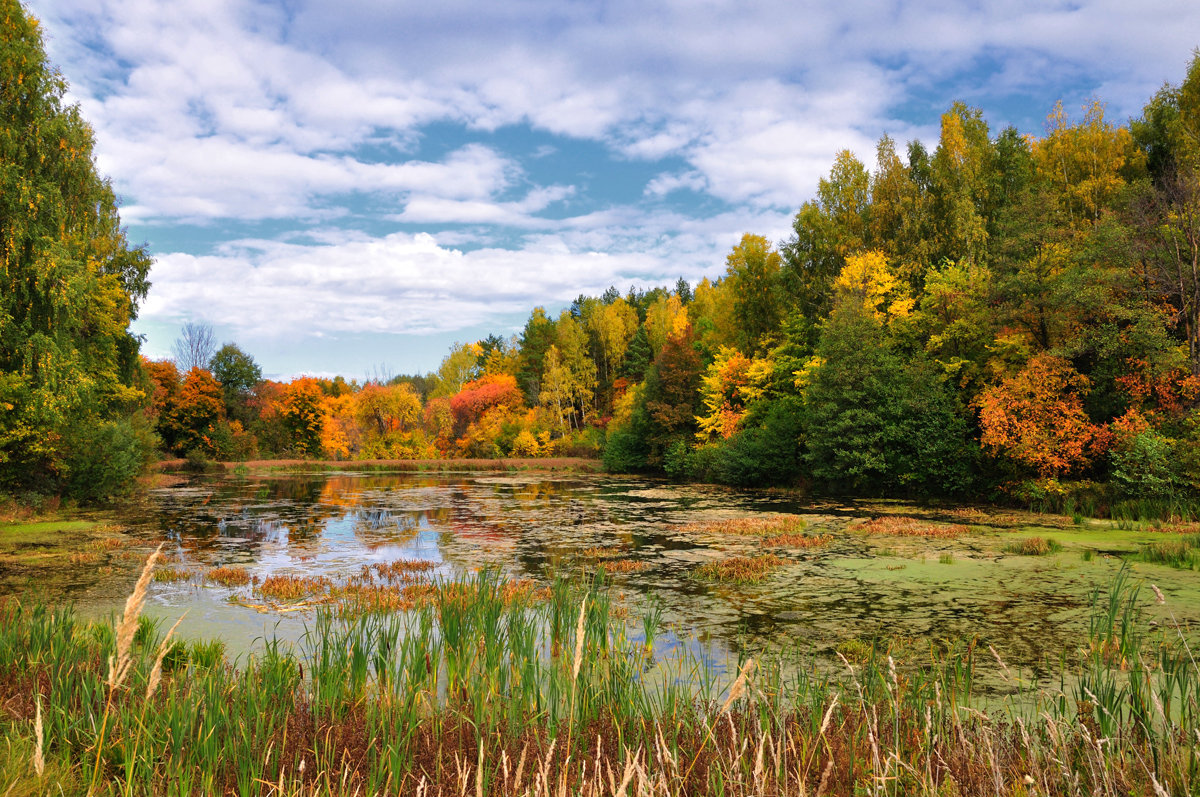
[1,552,1198,796]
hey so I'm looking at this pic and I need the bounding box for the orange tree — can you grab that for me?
[978,353,1110,477]
[281,377,325,457]
[158,367,225,457]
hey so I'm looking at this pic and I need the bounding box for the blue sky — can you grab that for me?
[30,0,1200,380]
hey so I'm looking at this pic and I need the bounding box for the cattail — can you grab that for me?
[33,696,44,777]
[108,544,164,691]
[720,657,756,714]
[145,612,186,701]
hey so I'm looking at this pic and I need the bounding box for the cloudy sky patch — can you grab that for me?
[30,0,1200,378]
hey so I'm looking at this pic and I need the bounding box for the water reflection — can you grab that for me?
[21,470,1194,675]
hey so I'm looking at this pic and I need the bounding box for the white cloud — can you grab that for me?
[29,0,1200,374]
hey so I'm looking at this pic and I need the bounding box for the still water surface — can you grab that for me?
[37,470,1197,674]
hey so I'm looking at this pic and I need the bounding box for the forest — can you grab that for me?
[4,0,1200,510]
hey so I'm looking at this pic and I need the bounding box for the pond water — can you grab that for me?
[15,470,1200,677]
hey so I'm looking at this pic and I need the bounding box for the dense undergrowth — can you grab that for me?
[0,553,1196,796]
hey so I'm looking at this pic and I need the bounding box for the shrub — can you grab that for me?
[1110,429,1178,499]
[61,413,158,503]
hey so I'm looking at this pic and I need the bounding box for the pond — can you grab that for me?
[9,469,1200,677]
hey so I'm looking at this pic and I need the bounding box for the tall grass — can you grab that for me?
[1,554,1198,795]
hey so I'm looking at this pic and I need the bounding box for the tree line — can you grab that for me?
[4,0,1200,506]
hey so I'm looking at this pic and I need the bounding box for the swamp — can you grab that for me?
[3,469,1200,795]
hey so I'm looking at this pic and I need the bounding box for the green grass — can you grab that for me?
[1137,534,1200,569]
[2,561,1199,795]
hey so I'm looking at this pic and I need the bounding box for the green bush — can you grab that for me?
[712,399,804,487]
[663,437,690,480]
[61,413,158,503]
[1111,429,1178,499]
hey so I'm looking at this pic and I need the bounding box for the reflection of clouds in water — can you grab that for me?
[116,471,1191,677]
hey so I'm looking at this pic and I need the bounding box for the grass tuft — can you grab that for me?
[1002,536,1063,556]
[695,554,786,584]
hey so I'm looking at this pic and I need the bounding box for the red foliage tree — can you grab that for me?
[978,353,1109,477]
[449,374,523,437]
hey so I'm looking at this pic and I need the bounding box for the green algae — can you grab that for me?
[8,472,1200,678]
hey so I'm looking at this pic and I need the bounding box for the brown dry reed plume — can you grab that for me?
[91,543,163,796]
[108,543,163,691]
[32,695,43,778]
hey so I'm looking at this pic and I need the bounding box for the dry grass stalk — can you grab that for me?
[720,658,756,714]
[108,543,163,691]
[33,695,43,778]
[145,612,187,701]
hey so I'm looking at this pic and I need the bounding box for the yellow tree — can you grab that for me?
[695,347,772,441]
[833,250,914,321]
[1033,101,1140,227]
[932,103,991,264]
[587,298,638,383]
[645,295,688,357]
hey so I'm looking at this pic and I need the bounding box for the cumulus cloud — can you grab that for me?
[29,0,1200,372]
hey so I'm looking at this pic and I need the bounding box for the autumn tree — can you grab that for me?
[159,368,225,457]
[725,234,785,353]
[449,373,523,439]
[281,377,325,457]
[587,298,638,384]
[978,353,1109,477]
[781,150,872,319]
[431,342,482,399]
[695,347,771,442]
[643,324,702,458]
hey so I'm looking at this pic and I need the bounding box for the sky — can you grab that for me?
[29,0,1200,380]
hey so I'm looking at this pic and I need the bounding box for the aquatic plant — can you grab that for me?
[853,516,969,538]
[1136,534,1200,569]
[694,554,786,583]
[762,532,831,548]
[256,574,331,601]
[1002,536,1063,556]
[152,566,190,583]
[206,565,251,587]
[679,515,806,537]
[596,558,649,574]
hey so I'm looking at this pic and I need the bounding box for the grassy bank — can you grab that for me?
[0,551,1196,796]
